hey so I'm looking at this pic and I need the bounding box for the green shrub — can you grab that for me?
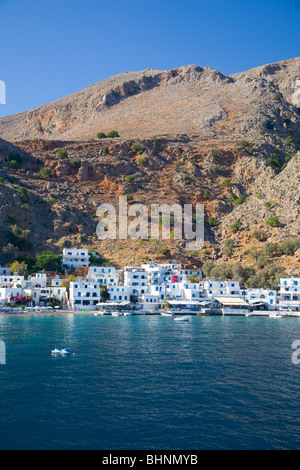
[8,224,32,250]
[136,157,146,166]
[39,167,52,179]
[279,238,300,255]
[102,146,109,155]
[57,149,68,159]
[182,174,192,184]
[263,242,278,256]
[264,200,277,209]
[222,178,231,187]
[131,142,144,153]
[235,195,246,206]
[223,239,235,257]
[106,130,119,138]
[207,217,220,227]
[230,219,243,233]
[97,132,107,139]
[252,230,268,242]
[125,175,135,184]
[237,140,254,155]
[9,152,23,165]
[266,216,280,227]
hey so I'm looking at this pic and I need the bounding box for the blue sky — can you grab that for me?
[0,0,299,117]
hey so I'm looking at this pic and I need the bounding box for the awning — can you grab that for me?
[214,297,248,306]
[167,300,202,305]
[96,301,131,306]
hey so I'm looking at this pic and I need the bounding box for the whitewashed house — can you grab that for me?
[107,285,131,302]
[28,286,67,306]
[87,266,121,286]
[124,268,149,296]
[243,288,276,310]
[0,286,27,305]
[278,277,300,312]
[62,249,90,269]
[69,279,101,310]
[0,266,11,276]
[202,279,241,298]
[0,274,25,288]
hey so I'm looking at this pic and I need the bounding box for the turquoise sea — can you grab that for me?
[0,313,300,450]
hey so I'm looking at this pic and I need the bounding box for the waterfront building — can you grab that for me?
[0,286,27,305]
[278,276,300,312]
[107,285,131,302]
[69,279,101,310]
[242,288,277,310]
[202,279,241,298]
[27,286,67,306]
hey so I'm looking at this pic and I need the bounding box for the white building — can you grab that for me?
[202,279,241,298]
[0,274,25,288]
[141,262,202,285]
[278,277,300,312]
[69,279,101,310]
[0,286,27,305]
[0,266,11,276]
[243,288,276,310]
[28,286,67,306]
[26,273,47,288]
[124,268,149,296]
[87,266,121,286]
[107,285,131,302]
[62,249,90,269]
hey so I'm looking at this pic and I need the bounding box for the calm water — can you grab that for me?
[0,313,300,450]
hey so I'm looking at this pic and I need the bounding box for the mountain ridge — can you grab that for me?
[0,57,299,143]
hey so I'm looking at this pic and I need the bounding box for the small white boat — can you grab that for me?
[161,312,174,317]
[123,312,132,316]
[174,316,190,322]
[111,311,123,316]
[51,348,70,355]
[269,312,282,318]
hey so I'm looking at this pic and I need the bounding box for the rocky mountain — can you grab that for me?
[0,58,299,278]
[0,57,299,143]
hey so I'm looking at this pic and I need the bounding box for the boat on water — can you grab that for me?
[123,312,132,316]
[174,316,190,322]
[269,312,283,318]
[161,312,174,317]
[51,348,70,355]
[111,311,123,316]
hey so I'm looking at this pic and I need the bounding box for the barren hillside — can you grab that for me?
[0,58,299,279]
